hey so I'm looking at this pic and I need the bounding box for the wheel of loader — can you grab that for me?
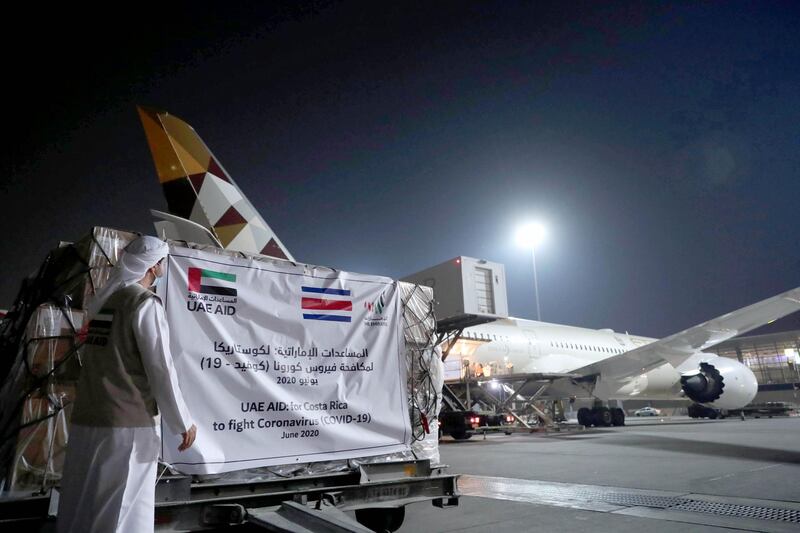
[450,431,472,440]
[577,407,592,427]
[355,506,405,532]
[593,406,613,427]
[611,407,625,426]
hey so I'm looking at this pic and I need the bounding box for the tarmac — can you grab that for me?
[399,416,800,532]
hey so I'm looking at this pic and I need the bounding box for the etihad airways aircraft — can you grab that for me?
[136,106,800,427]
[446,296,798,426]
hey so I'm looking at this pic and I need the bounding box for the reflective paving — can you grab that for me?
[459,475,800,532]
[400,416,800,532]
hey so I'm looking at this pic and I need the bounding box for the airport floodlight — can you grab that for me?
[515,222,546,321]
[515,222,546,249]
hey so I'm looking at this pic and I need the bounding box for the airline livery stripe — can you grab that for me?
[303,314,352,323]
[199,285,237,296]
[301,286,351,296]
[301,298,352,311]
[201,269,236,282]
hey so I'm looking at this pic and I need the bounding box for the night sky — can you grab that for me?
[4,2,799,338]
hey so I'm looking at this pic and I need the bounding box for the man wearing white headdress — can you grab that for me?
[57,236,196,533]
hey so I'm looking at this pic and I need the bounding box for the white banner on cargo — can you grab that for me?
[159,247,410,474]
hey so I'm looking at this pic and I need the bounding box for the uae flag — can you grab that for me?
[188,268,237,296]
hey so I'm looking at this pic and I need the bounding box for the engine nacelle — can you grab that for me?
[680,356,757,409]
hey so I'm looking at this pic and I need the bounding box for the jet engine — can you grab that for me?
[679,356,758,409]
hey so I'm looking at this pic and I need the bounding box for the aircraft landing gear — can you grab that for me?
[578,406,625,427]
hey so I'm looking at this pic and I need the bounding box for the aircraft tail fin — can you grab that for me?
[137,106,294,261]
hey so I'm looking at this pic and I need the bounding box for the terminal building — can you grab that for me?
[710,329,800,404]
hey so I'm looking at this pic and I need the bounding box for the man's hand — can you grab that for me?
[178,424,197,452]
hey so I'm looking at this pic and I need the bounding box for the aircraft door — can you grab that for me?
[523,330,541,359]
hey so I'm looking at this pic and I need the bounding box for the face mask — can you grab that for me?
[150,262,164,289]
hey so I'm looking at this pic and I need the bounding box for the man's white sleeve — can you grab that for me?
[133,298,194,435]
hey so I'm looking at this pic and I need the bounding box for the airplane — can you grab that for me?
[446,292,799,427]
[135,106,800,428]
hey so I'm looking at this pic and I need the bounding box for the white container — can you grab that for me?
[402,256,508,329]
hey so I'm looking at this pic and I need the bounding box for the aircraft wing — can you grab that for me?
[572,286,800,380]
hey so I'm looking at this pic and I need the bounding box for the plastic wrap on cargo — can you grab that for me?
[76,227,138,310]
[8,387,74,493]
[2,305,84,493]
[398,281,436,347]
[25,306,84,381]
[0,228,131,493]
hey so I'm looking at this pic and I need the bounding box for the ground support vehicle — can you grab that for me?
[728,401,797,419]
[438,408,513,440]
[439,371,591,438]
[687,403,728,419]
[0,459,459,532]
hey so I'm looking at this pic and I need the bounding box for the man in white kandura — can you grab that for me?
[57,236,196,533]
